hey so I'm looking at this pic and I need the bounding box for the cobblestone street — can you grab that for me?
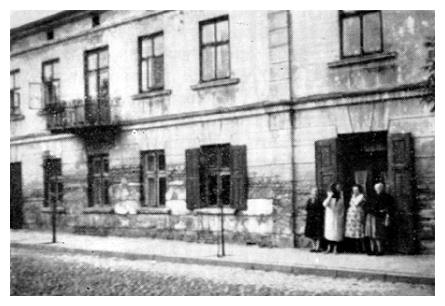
[10,246,434,296]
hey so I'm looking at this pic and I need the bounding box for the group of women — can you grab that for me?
[304,182,394,255]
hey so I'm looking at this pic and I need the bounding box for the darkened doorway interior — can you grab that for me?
[315,131,418,254]
[10,162,23,229]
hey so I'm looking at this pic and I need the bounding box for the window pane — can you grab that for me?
[216,20,229,42]
[102,179,109,205]
[159,177,166,206]
[14,92,20,108]
[99,70,109,97]
[93,158,101,174]
[147,58,154,88]
[216,44,230,78]
[202,46,215,81]
[147,153,155,171]
[153,35,164,56]
[99,50,108,68]
[342,16,361,56]
[221,174,231,205]
[363,12,382,53]
[141,60,148,91]
[201,23,215,44]
[208,174,218,205]
[158,152,165,171]
[53,62,59,79]
[87,72,97,98]
[147,178,156,206]
[152,56,164,88]
[10,74,14,89]
[43,64,53,81]
[87,53,98,71]
[206,147,218,168]
[141,38,153,58]
[221,145,231,168]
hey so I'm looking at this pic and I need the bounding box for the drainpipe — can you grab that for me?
[286,10,298,248]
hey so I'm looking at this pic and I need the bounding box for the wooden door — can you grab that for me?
[387,133,419,254]
[10,162,23,229]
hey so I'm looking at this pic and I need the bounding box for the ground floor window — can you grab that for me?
[140,150,166,207]
[43,158,63,208]
[185,144,247,210]
[87,154,109,207]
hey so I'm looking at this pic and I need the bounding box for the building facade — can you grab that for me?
[10,10,435,253]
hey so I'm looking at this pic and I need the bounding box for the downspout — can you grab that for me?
[286,11,298,248]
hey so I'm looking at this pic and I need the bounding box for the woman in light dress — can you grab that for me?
[323,183,345,254]
[345,184,366,253]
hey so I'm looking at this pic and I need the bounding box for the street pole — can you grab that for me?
[51,177,57,244]
[218,203,225,257]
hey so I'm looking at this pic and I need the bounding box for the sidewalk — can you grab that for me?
[10,229,434,285]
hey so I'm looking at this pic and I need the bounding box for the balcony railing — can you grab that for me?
[45,97,121,133]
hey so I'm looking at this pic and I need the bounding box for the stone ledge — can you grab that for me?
[82,207,114,214]
[194,207,236,215]
[41,207,66,214]
[138,207,171,215]
[328,52,398,68]
[191,78,240,91]
[131,89,172,100]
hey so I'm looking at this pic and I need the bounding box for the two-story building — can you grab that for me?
[10,10,434,254]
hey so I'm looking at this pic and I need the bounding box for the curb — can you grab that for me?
[11,242,434,286]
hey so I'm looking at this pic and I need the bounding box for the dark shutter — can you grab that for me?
[186,148,201,210]
[230,145,248,210]
[388,133,418,254]
[315,138,338,193]
[87,156,93,207]
[139,152,145,206]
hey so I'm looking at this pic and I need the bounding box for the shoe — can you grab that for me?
[310,249,316,253]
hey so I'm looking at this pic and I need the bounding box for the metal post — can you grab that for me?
[218,203,225,257]
[51,190,57,243]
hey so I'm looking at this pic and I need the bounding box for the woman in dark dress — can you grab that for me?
[305,187,325,252]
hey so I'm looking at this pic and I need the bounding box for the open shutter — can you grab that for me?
[186,148,201,210]
[315,138,338,193]
[388,133,418,254]
[230,145,248,210]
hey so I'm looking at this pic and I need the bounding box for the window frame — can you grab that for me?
[339,10,384,59]
[84,46,109,100]
[43,157,63,208]
[87,153,110,207]
[41,59,60,106]
[138,32,164,93]
[199,15,231,83]
[10,69,20,115]
[141,150,167,207]
[200,144,231,207]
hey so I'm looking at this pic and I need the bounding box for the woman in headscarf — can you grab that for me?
[323,183,345,254]
[304,187,325,252]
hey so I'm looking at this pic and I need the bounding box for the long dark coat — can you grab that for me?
[365,192,394,239]
[305,197,325,240]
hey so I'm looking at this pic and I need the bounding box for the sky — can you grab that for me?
[10,10,61,28]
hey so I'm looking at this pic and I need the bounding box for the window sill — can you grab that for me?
[10,114,25,121]
[41,207,66,214]
[191,78,240,91]
[82,207,114,214]
[132,89,172,100]
[138,207,171,215]
[194,207,235,215]
[328,52,397,68]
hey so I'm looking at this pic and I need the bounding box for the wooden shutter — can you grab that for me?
[186,148,201,210]
[230,145,248,210]
[315,138,338,193]
[388,133,418,254]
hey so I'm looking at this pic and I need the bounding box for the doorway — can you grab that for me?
[10,162,23,229]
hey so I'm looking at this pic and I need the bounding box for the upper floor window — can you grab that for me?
[42,59,60,106]
[340,11,383,58]
[199,16,230,82]
[139,33,164,92]
[92,13,101,27]
[10,70,20,115]
[85,47,109,100]
[46,30,54,40]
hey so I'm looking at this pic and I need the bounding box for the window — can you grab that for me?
[87,154,110,207]
[46,30,54,40]
[185,144,247,210]
[340,11,383,58]
[85,47,109,100]
[199,16,230,82]
[42,60,60,106]
[43,158,63,208]
[139,33,164,92]
[141,150,166,207]
[10,70,20,115]
[92,13,100,27]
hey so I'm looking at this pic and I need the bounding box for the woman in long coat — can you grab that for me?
[323,183,345,254]
[345,184,366,252]
[305,187,324,252]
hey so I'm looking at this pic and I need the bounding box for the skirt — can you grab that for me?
[365,214,387,239]
[345,207,365,239]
